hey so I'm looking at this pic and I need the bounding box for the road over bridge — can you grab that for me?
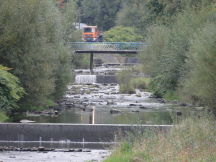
[69,42,148,73]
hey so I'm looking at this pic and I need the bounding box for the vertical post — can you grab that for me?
[90,52,94,74]
[92,106,95,125]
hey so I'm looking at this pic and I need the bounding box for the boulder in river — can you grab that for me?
[129,104,137,107]
[139,106,148,109]
[110,109,121,114]
[85,108,93,112]
[179,103,188,106]
[157,98,166,103]
[107,100,115,105]
[132,110,140,113]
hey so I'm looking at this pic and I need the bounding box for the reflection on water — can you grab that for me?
[16,108,173,125]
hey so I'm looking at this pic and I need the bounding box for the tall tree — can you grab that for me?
[0,0,73,110]
[80,0,122,30]
[96,0,122,30]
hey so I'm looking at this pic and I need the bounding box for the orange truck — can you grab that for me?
[82,26,103,42]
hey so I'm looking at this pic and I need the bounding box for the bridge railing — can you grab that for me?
[68,42,148,51]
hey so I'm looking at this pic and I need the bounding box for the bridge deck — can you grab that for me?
[69,42,148,54]
[75,50,138,54]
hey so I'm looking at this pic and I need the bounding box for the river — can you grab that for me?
[1,66,192,162]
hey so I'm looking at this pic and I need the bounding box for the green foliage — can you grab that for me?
[80,0,122,30]
[141,3,216,100]
[80,0,98,26]
[106,116,216,162]
[180,23,216,111]
[117,0,149,33]
[0,111,9,122]
[140,26,170,76]
[0,0,74,110]
[95,0,122,31]
[117,0,180,34]
[0,65,24,110]
[71,54,90,69]
[63,0,80,42]
[117,69,149,94]
[52,44,72,101]
[104,26,143,42]
[117,69,135,94]
[130,78,149,90]
[117,0,215,36]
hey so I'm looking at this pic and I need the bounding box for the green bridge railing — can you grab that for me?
[68,42,148,51]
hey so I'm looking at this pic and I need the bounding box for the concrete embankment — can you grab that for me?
[0,124,172,142]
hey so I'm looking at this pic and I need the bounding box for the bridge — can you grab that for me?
[68,42,148,73]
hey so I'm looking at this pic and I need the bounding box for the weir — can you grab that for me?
[75,75,118,84]
[75,75,97,84]
[0,124,172,148]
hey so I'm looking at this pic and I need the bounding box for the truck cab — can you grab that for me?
[82,26,103,42]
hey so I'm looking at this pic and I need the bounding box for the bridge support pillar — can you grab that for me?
[90,52,94,74]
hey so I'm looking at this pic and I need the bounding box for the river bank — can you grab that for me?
[105,116,216,162]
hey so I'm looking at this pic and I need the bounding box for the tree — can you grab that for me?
[80,0,122,30]
[95,0,122,30]
[140,1,216,98]
[117,0,207,34]
[181,23,216,113]
[80,0,99,26]
[0,0,73,110]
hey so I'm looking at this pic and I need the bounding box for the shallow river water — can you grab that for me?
[0,150,110,162]
[19,83,177,125]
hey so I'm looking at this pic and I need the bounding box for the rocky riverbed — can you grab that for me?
[20,82,176,125]
[0,150,110,162]
[63,83,167,111]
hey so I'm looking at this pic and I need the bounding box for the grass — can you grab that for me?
[105,115,216,162]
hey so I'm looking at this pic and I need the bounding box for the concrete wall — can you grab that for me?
[96,75,118,84]
[0,124,172,142]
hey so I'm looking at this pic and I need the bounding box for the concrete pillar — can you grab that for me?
[90,52,94,74]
